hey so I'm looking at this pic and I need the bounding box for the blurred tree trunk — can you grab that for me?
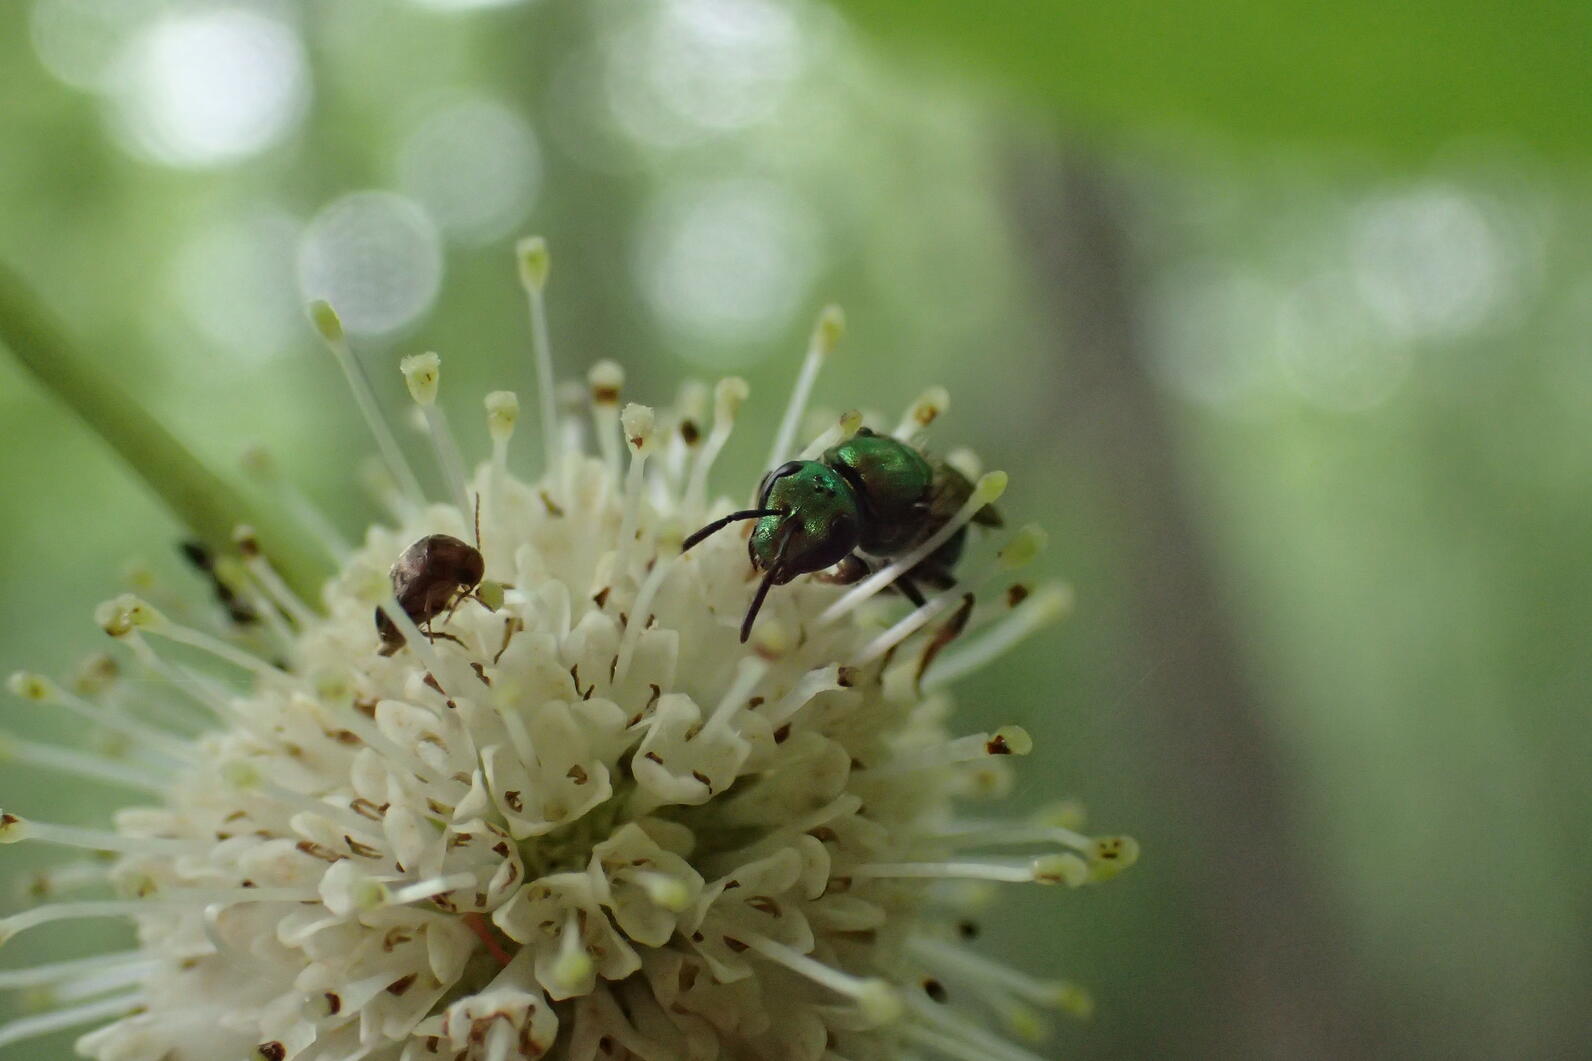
[1008,144,1390,1059]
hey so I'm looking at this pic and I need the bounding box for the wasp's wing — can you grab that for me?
[927,460,1003,528]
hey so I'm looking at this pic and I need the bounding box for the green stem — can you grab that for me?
[0,260,331,608]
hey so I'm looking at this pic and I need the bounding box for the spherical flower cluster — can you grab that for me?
[0,240,1135,1060]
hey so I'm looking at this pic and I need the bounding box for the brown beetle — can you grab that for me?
[375,534,486,656]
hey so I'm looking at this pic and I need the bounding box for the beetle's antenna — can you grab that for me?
[681,509,779,553]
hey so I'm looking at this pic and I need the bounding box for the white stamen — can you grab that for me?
[864,727,1031,776]
[799,409,863,461]
[686,377,748,514]
[0,990,144,1050]
[742,934,900,1025]
[551,909,594,995]
[0,731,165,793]
[763,665,844,727]
[138,609,289,682]
[929,821,1092,854]
[588,361,625,480]
[235,529,319,630]
[711,794,862,870]
[1,890,314,943]
[516,236,559,471]
[0,813,184,855]
[903,993,1052,1061]
[909,937,1091,1014]
[47,958,154,1005]
[308,300,425,509]
[6,672,191,762]
[387,872,476,906]
[922,582,1071,691]
[707,657,768,733]
[485,391,519,551]
[613,549,678,687]
[852,854,1077,885]
[402,352,473,519]
[0,951,142,991]
[819,471,1007,624]
[14,859,112,901]
[768,304,844,469]
[240,447,352,560]
[614,404,656,586]
[634,871,691,912]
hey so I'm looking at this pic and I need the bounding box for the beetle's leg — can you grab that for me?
[424,627,468,649]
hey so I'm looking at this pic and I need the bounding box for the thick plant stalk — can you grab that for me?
[0,260,329,606]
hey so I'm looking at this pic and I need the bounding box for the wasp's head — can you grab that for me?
[750,460,862,582]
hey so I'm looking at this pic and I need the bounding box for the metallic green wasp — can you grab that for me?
[682,427,1002,641]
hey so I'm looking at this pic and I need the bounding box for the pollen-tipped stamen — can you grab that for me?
[588,361,625,481]
[614,404,656,587]
[742,933,901,1026]
[401,352,473,519]
[799,409,863,461]
[768,305,844,469]
[893,386,949,441]
[484,390,519,552]
[0,813,184,855]
[686,377,748,515]
[862,726,1031,776]
[516,236,559,471]
[308,301,425,509]
[6,672,191,763]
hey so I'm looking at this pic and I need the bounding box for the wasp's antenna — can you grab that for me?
[681,509,779,553]
[740,520,796,643]
[472,492,482,549]
[740,565,781,644]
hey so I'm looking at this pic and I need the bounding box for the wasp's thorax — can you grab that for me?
[823,429,936,554]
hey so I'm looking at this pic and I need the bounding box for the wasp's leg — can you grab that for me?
[894,574,928,608]
[917,592,976,686]
[815,553,871,585]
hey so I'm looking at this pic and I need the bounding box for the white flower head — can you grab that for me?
[0,240,1136,1060]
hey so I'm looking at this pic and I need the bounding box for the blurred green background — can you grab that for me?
[1,1,1587,1058]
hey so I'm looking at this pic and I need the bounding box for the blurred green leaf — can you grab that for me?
[831,0,1592,159]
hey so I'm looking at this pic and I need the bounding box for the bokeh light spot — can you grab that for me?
[1277,270,1412,412]
[106,6,309,169]
[297,192,444,337]
[407,0,530,10]
[1147,268,1280,409]
[1351,186,1509,340]
[396,97,542,247]
[606,0,802,148]
[172,208,302,364]
[635,179,821,365]
[29,0,157,92]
